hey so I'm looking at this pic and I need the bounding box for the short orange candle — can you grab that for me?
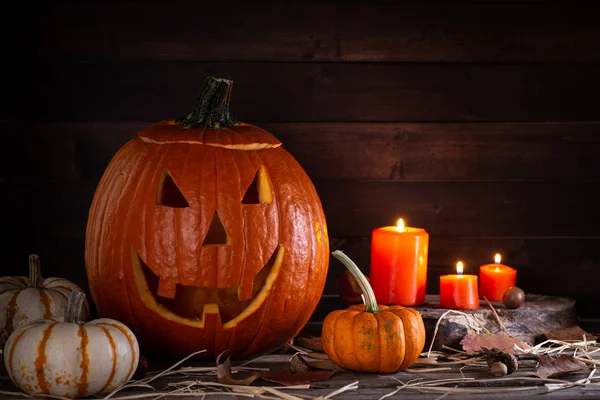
[479,253,517,302]
[370,218,429,306]
[439,261,480,310]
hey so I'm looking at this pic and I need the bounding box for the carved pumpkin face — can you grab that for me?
[85,78,329,359]
[129,129,283,326]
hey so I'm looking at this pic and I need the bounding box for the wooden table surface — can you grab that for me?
[2,320,599,399]
[113,353,600,399]
[4,353,597,400]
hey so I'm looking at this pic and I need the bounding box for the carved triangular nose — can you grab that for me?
[202,211,229,246]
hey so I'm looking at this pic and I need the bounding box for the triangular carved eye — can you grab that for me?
[242,166,272,204]
[202,211,229,246]
[157,170,189,208]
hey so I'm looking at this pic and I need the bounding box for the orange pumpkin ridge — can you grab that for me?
[97,326,118,393]
[4,291,20,337]
[76,326,90,398]
[322,251,426,374]
[39,290,52,318]
[95,321,139,381]
[6,328,28,382]
[34,322,56,394]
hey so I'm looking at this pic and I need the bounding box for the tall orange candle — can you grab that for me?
[439,261,480,310]
[370,218,428,306]
[479,253,517,302]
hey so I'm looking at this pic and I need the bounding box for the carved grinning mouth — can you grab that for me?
[130,244,284,329]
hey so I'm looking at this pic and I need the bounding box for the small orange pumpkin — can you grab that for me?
[322,250,426,373]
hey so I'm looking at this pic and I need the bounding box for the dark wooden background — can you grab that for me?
[3,1,600,323]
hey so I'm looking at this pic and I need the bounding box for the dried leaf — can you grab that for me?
[540,325,599,342]
[535,354,587,379]
[461,333,529,354]
[260,370,335,386]
[216,350,259,386]
[297,336,323,352]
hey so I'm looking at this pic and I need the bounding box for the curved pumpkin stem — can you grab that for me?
[28,254,42,289]
[177,77,236,129]
[65,291,86,323]
[332,250,380,313]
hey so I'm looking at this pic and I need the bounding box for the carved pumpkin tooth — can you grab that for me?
[157,278,177,299]
[203,303,219,316]
[202,303,223,328]
[237,273,254,301]
[237,244,281,301]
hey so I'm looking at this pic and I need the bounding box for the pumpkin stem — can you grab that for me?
[28,254,42,288]
[177,77,236,129]
[332,250,380,313]
[65,291,86,323]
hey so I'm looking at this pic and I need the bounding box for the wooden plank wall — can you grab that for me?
[3,1,600,321]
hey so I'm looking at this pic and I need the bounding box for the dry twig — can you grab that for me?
[483,296,511,336]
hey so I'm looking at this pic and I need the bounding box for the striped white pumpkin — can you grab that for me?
[0,254,89,346]
[4,291,139,398]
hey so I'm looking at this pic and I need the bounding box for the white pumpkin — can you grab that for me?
[0,254,89,345]
[4,291,139,398]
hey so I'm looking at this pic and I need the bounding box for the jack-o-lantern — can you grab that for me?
[85,77,329,360]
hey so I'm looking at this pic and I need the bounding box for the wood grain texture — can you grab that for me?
[24,2,600,63]
[3,352,600,399]
[4,63,600,122]
[317,180,600,237]
[4,180,600,239]
[3,121,600,182]
[413,294,578,350]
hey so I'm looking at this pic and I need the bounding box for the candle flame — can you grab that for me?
[456,261,464,275]
[396,218,405,232]
[494,253,502,264]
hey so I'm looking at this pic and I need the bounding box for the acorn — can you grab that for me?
[502,286,525,309]
[483,348,519,376]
